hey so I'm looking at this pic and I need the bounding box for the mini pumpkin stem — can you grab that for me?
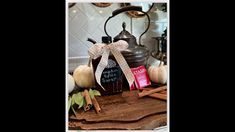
[158,55,164,67]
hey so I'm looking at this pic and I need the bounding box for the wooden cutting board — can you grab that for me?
[69,113,167,130]
[69,90,167,129]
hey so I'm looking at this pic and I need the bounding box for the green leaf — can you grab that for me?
[89,89,94,99]
[68,97,71,112]
[73,92,85,108]
[93,90,101,96]
[71,106,76,116]
[78,98,84,109]
[71,95,76,106]
[73,93,82,104]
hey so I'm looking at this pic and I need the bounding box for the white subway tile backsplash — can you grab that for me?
[82,16,104,36]
[69,33,89,56]
[69,46,78,57]
[83,31,97,47]
[94,6,113,17]
[109,3,121,11]
[69,5,79,19]
[97,16,131,37]
[90,26,106,43]
[68,3,167,60]
[69,13,87,35]
[122,14,131,29]
[106,28,120,39]
[73,27,87,44]
[113,14,131,33]
[132,17,146,44]
[79,3,99,18]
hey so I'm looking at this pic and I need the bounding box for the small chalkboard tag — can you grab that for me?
[131,66,151,90]
[101,67,122,84]
[101,59,122,84]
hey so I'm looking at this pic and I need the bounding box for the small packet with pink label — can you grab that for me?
[130,66,151,90]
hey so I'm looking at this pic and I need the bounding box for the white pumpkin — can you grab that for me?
[148,63,167,84]
[67,74,75,93]
[73,65,95,88]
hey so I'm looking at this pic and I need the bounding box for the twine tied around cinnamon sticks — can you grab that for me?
[88,40,135,90]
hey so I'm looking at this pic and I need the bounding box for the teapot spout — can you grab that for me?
[87,38,97,44]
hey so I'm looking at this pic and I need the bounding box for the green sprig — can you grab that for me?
[68,89,101,115]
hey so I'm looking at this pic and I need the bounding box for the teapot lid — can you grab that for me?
[113,22,149,56]
[114,22,136,40]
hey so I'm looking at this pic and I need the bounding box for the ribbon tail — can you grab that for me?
[95,49,110,91]
[111,49,135,88]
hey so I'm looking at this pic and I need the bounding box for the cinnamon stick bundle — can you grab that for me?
[138,86,167,97]
[83,89,92,111]
[159,90,167,94]
[141,87,155,91]
[83,101,90,111]
[91,96,101,113]
[142,87,167,95]
[148,93,167,100]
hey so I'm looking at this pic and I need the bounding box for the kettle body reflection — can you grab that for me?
[113,22,149,68]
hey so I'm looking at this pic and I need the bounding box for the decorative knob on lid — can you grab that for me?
[122,22,126,31]
[114,22,133,41]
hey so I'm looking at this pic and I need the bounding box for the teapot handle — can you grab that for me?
[104,6,150,46]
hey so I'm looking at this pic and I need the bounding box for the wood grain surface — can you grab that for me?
[69,113,167,130]
[69,90,167,130]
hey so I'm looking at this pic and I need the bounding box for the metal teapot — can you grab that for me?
[104,6,150,68]
[151,28,167,65]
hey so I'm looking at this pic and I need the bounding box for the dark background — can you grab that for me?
[4,0,232,131]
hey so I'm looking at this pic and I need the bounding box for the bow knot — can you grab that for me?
[88,40,134,90]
